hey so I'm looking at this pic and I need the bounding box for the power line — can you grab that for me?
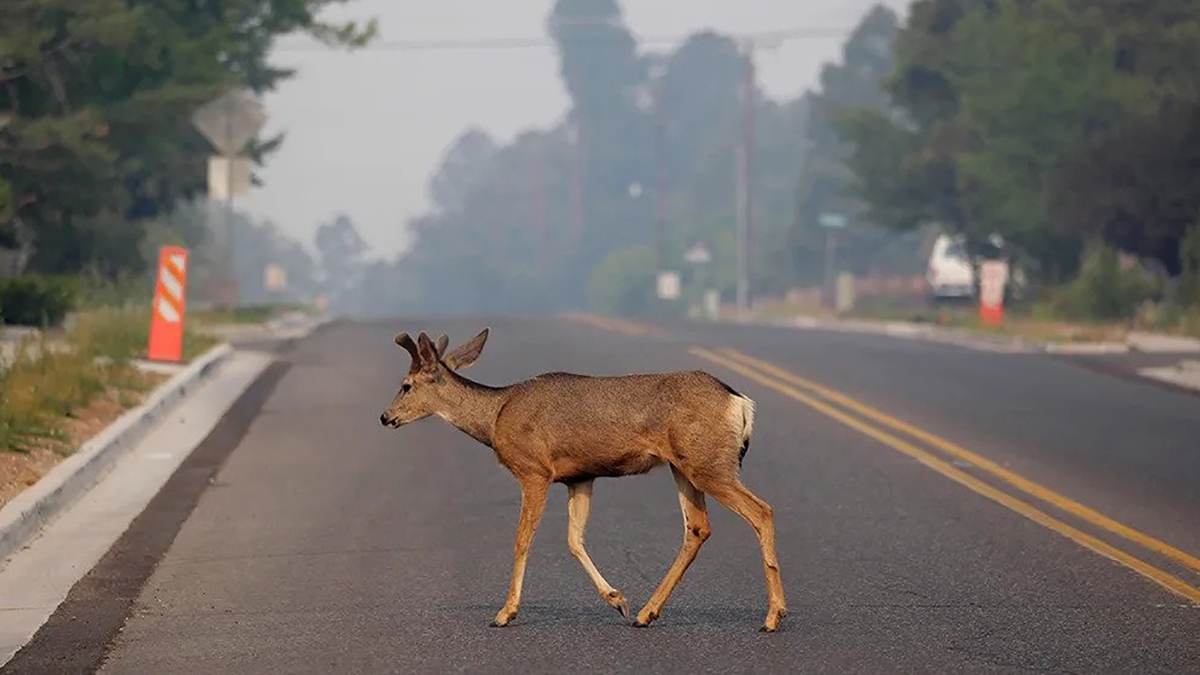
[272,26,853,53]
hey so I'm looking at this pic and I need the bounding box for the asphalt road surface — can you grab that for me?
[10,316,1200,673]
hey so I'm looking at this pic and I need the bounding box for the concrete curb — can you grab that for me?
[194,311,334,344]
[759,315,1200,355]
[268,312,337,342]
[1137,360,1200,393]
[762,316,1043,354]
[0,343,234,563]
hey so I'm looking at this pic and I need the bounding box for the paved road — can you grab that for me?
[12,316,1200,673]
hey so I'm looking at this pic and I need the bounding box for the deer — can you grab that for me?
[378,328,787,632]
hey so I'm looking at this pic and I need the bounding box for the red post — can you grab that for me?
[978,260,1007,328]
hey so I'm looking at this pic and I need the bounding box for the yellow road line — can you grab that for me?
[561,313,641,336]
[561,313,663,337]
[689,346,1200,605]
[716,347,1200,578]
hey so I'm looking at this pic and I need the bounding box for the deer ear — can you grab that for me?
[435,333,450,357]
[443,327,490,371]
[416,332,440,370]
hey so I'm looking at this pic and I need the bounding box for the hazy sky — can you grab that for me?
[240,0,913,259]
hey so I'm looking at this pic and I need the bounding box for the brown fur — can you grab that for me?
[380,328,787,631]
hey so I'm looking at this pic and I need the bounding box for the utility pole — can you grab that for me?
[744,43,756,311]
[570,117,587,244]
[735,39,756,318]
[653,68,668,276]
[533,137,547,270]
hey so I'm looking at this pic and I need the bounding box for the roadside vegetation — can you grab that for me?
[0,304,211,505]
[189,302,316,327]
[0,285,318,506]
[1,1,369,502]
[381,1,1200,343]
[815,0,1200,342]
[0,266,309,506]
[756,235,1200,345]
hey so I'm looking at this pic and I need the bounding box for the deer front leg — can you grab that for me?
[567,479,630,618]
[490,478,550,627]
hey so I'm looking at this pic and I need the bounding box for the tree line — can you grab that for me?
[385,0,1200,321]
[838,0,1200,316]
[0,0,374,296]
[385,1,925,317]
[6,0,1198,323]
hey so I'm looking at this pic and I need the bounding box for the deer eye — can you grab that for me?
[401,383,412,394]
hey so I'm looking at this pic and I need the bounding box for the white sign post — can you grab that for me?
[191,88,268,307]
[656,271,681,300]
[979,260,1009,327]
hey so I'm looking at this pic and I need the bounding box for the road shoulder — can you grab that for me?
[0,313,332,670]
[0,350,280,669]
[0,344,232,564]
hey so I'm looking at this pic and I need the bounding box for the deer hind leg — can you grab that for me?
[566,479,630,618]
[633,465,710,628]
[702,477,787,632]
[490,477,550,628]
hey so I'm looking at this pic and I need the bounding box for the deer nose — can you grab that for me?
[379,413,389,426]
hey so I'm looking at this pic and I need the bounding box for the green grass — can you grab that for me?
[188,302,312,327]
[0,304,219,454]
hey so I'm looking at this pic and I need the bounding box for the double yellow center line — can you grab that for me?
[563,313,664,338]
[688,345,1200,604]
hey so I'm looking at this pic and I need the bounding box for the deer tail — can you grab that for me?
[733,392,756,468]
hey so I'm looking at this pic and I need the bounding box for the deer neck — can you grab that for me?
[434,371,509,447]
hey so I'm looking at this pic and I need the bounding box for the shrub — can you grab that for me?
[1179,218,1200,307]
[0,275,78,327]
[1054,243,1160,321]
[0,335,103,452]
[71,305,150,362]
[587,246,659,317]
[0,303,220,453]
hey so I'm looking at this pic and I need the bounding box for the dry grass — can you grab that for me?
[188,302,312,327]
[751,297,1135,344]
[0,369,166,506]
[0,304,218,508]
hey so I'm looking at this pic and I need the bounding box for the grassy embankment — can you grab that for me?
[0,304,222,506]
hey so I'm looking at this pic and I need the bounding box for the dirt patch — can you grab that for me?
[0,448,62,509]
[0,370,169,509]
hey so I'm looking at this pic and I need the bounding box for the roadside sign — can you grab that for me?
[979,260,1008,327]
[265,264,287,291]
[656,271,681,300]
[685,242,712,265]
[819,213,847,229]
[191,89,267,156]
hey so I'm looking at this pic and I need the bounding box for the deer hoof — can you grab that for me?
[489,610,517,628]
[606,590,630,619]
[759,608,786,632]
[632,610,658,628]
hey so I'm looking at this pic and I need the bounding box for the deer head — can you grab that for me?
[379,328,490,428]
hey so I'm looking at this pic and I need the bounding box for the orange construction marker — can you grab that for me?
[147,245,190,362]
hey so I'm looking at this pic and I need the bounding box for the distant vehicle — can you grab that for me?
[926,233,975,303]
